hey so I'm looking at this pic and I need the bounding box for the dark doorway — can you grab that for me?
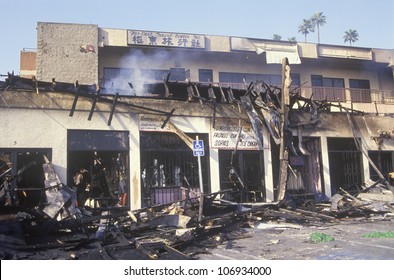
[0,149,51,208]
[288,137,324,195]
[140,132,210,207]
[328,138,363,194]
[368,151,394,182]
[67,130,129,207]
[219,150,265,202]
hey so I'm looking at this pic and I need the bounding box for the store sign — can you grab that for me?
[211,119,259,150]
[128,30,205,49]
[139,115,170,132]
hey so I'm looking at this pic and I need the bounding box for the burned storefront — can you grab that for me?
[0,149,51,208]
[214,119,266,203]
[67,130,129,207]
[139,129,210,206]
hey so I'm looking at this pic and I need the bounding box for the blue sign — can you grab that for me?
[193,140,204,157]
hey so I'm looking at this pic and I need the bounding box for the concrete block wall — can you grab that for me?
[36,22,99,84]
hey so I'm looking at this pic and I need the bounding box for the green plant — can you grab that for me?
[362,231,394,238]
[309,232,335,243]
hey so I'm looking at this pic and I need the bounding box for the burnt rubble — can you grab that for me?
[0,158,393,260]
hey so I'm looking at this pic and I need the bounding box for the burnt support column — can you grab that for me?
[277,58,291,201]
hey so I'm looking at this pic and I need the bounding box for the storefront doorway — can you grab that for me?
[67,130,129,207]
[140,132,209,207]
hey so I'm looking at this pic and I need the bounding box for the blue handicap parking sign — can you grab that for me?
[193,140,204,157]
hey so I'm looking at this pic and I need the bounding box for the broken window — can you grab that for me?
[0,149,51,208]
[102,67,135,92]
[67,130,129,208]
[140,132,209,206]
[140,68,186,82]
[169,68,186,81]
[327,138,363,194]
[368,151,394,182]
[219,150,265,202]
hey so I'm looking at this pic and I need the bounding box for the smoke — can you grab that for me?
[106,48,188,96]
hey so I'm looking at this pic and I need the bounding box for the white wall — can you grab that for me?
[0,107,230,209]
[1,108,134,173]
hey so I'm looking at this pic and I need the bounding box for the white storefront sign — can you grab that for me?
[128,30,205,49]
[211,119,260,150]
[139,115,171,132]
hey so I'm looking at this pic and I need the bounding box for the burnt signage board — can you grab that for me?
[128,30,205,49]
[211,118,264,150]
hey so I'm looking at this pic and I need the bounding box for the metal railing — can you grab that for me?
[99,77,394,105]
[189,82,394,104]
[298,86,394,104]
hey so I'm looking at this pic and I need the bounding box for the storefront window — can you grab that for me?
[67,130,129,208]
[0,149,51,207]
[140,132,209,206]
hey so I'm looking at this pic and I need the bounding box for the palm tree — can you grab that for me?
[272,34,282,41]
[343,29,359,46]
[288,37,297,42]
[311,12,326,44]
[298,19,314,43]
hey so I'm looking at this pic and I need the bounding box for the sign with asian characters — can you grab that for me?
[127,30,205,49]
[211,119,261,150]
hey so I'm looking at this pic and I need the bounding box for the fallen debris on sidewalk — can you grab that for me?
[1,153,394,260]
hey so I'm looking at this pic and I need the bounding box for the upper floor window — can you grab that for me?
[349,79,371,103]
[219,72,300,87]
[104,68,134,81]
[199,69,213,83]
[141,68,186,82]
[103,68,135,92]
[311,75,345,102]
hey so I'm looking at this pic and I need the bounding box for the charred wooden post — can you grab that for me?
[208,84,217,128]
[164,73,171,98]
[219,86,227,103]
[186,80,194,101]
[226,86,236,104]
[128,82,136,96]
[107,92,119,126]
[31,75,39,94]
[277,58,291,201]
[69,81,80,117]
[193,84,204,108]
[87,88,100,121]
[160,108,176,129]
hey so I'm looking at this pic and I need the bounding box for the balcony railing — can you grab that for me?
[200,83,394,104]
[100,78,394,104]
[296,86,394,105]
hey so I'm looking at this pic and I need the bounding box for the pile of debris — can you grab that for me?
[1,168,393,260]
[330,179,394,218]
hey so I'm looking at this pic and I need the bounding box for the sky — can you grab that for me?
[0,0,393,79]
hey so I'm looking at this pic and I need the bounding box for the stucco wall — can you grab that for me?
[36,22,99,84]
[0,100,222,209]
[0,107,140,208]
